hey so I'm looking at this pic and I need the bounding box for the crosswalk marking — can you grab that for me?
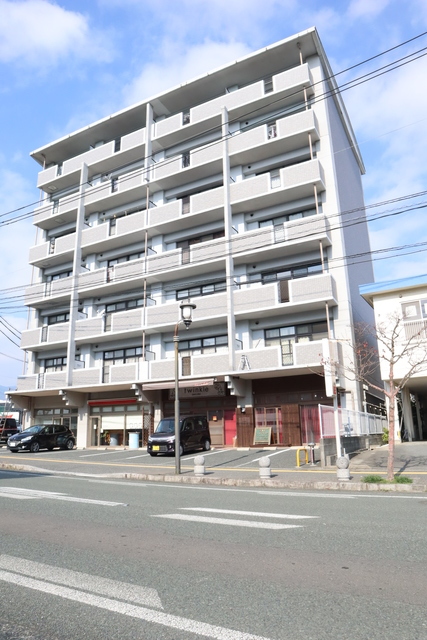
[154,513,302,529]
[0,556,162,608]
[0,556,275,640]
[0,487,127,506]
[181,508,319,519]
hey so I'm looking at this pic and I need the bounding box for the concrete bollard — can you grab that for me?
[259,456,271,479]
[336,455,350,481]
[194,455,206,477]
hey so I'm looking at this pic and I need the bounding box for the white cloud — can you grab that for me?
[123,40,252,106]
[347,0,391,19]
[0,0,112,67]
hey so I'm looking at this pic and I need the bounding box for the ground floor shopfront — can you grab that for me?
[15,374,333,449]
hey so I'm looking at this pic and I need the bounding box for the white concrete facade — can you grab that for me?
[9,28,376,449]
[361,275,427,442]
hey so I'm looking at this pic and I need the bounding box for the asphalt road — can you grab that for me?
[1,471,426,640]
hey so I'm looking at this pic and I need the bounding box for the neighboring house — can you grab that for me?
[360,275,427,442]
[8,27,377,449]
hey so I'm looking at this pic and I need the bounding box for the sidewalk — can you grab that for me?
[1,442,427,493]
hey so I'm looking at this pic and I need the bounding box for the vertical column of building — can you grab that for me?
[66,163,89,387]
[222,107,236,371]
[142,103,154,357]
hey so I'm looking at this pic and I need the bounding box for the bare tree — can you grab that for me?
[326,313,427,481]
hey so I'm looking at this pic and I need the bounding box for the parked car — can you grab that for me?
[7,424,75,453]
[147,415,211,456]
[0,418,19,445]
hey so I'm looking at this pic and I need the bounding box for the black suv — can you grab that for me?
[7,424,75,453]
[147,415,211,456]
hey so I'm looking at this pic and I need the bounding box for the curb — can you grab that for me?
[1,463,426,493]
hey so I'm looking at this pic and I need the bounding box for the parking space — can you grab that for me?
[0,445,308,477]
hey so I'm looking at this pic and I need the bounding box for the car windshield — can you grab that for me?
[155,419,176,434]
[22,425,44,434]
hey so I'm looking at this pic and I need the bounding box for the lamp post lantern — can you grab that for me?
[174,301,196,474]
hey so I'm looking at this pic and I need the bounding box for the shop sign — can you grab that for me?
[169,382,226,399]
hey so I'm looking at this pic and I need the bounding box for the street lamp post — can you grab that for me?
[174,301,196,474]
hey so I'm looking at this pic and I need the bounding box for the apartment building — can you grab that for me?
[10,27,377,449]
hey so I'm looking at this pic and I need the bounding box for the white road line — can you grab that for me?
[182,449,231,461]
[124,453,151,460]
[237,450,293,467]
[0,569,274,640]
[0,487,127,506]
[153,514,302,529]
[181,508,318,519]
[79,451,124,458]
[0,556,162,608]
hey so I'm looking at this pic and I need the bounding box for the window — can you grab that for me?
[265,322,328,366]
[103,346,143,365]
[401,301,421,320]
[47,312,70,325]
[47,270,72,282]
[250,262,323,286]
[44,356,67,372]
[111,177,118,193]
[176,231,224,250]
[105,298,144,314]
[107,251,144,267]
[249,208,316,231]
[176,281,226,300]
[178,335,228,356]
[183,110,190,125]
[114,138,121,152]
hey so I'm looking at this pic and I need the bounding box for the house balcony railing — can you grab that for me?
[230,159,325,214]
[28,232,76,266]
[25,276,74,307]
[149,339,324,382]
[154,63,313,148]
[228,109,319,166]
[36,128,147,192]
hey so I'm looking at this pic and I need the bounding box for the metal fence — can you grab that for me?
[318,404,387,439]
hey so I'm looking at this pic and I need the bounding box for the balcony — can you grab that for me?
[84,167,146,215]
[152,63,313,152]
[20,322,69,350]
[231,159,325,214]
[229,109,319,167]
[28,232,76,268]
[36,128,147,194]
[151,143,223,191]
[25,276,73,307]
[231,214,331,265]
[233,274,336,320]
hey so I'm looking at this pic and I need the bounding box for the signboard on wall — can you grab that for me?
[169,382,226,400]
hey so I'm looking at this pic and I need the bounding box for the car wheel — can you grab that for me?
[64,438,74,450]
[149,452,158,457]
[30,441,40,453]
[179,444,184,456]
[203,439,211,451]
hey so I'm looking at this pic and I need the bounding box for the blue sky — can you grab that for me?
[1,0,427,389]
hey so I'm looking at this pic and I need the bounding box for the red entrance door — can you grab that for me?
[224,410,236,445]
